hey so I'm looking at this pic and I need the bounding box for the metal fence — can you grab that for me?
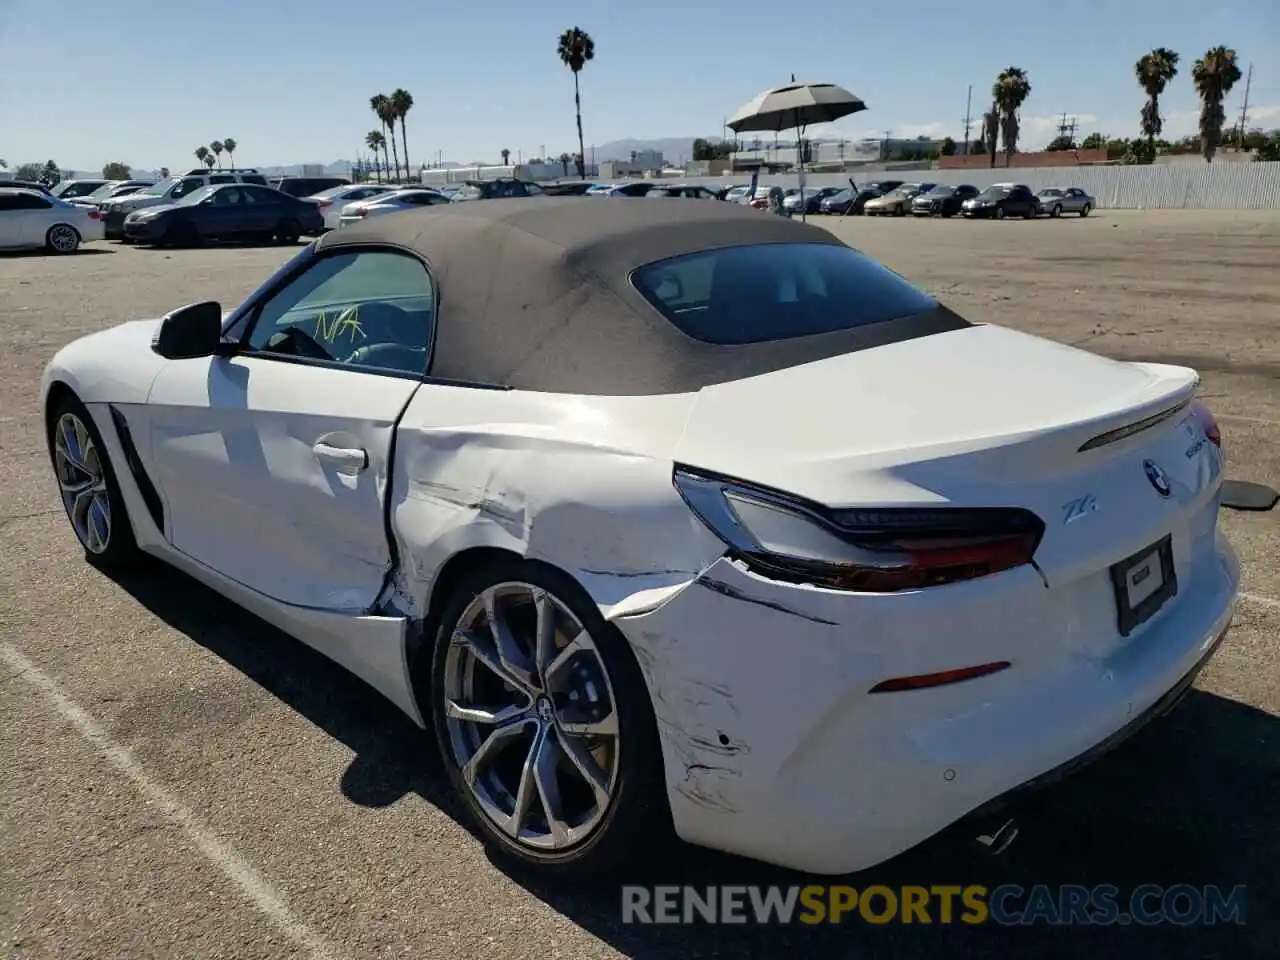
[669,161,1280,210]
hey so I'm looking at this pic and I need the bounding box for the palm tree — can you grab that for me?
[210,141,225,168]
[993,67,1032,166]
[194,145,210,169]
[983,107,1000,167]
[1135,49,1179,157]
[556,27,595,179]
[390,89,413,179]
[1192,47,1243,163]
[365,131,386,183]
[500,148,511,165]
[223,137,238,167]
[558,152,572,176]
[371,93,401,181]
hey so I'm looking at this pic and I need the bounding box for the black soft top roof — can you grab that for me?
[314,197,963,395]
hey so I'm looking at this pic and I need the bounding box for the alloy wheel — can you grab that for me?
[441,581,621,851]
[48,225,79,254]
[53,413,111,553]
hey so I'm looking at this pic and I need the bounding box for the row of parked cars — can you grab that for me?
[783,180,1096,219]
[0,170,388,253]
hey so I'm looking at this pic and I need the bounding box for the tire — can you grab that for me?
[894,203,906,217]
[275,219,301,244]
[1080,203,1092,217]
[1051,204,1063,218]
[1024,204,1036,220]
[47,393,139,566]
[430,555,669,877]
[995,206,1006,220]
[45,224,81,255]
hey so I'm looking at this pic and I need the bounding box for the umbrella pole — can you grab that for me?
[798,119,807,222]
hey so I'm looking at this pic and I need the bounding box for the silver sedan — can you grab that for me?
[1036,187,1094,217]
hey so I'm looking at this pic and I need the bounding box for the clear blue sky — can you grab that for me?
[1,0,1276,172]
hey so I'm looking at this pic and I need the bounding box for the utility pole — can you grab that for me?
[962,85,973,154]
[1237,62,1253,147]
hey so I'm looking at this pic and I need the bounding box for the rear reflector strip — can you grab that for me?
[869,661,1011,693]
[1078,398,1191,452]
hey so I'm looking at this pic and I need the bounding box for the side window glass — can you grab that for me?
[242,175,267,185]
[246,251,436,377]
[18,194,53,209]
[172,178,204,199]
[210,174,236,185]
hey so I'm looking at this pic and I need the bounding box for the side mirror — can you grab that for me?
[152,301,224,359]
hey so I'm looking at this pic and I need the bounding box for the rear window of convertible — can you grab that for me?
[630,242,938,345]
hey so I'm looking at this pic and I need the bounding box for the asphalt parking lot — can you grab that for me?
[2,210,1277,959]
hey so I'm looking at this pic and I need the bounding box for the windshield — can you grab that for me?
[1038,189,1064,196]
[978,187,1007,199]
[828,188,852,201]
[889,186,916,197]
[632,242,938,345]
[84,183,123,200]
[142,178,179,196]
[926,185,955,196]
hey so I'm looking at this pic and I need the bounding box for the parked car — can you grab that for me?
[121,183,324,246]
[722,184,752,203]
[783,186,844,215]
[100,168,269,239]
[337,189,452,227]
[961,184,1040,219]
[0,187,104,253]
[271,176,350,198]
[51,179,110,201]
[67,180,157,208]
[864,183,936,217]
[40,197,1237,879]
[1036,187,1094,218]
[646,184,719,199]
[541,181,598,196]
[307,183,400,232]
[453,178,546,200]
[1,179,54,195]
[586,182,656,197]
[911,184,981,217]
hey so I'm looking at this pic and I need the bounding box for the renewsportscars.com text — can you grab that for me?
[621,884,1247,926]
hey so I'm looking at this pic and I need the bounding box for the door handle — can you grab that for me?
[312,441,368,473]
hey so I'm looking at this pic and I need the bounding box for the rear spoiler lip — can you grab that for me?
[1077,396,1193,452]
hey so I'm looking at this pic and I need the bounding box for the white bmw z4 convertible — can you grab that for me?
[41,198,1239,876]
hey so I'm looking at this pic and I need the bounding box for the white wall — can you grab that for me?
[671,161,1280,209]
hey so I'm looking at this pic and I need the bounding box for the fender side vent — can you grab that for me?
[108,405,165,532]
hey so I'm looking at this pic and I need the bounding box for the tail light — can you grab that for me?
[316,199,332,208]
[674,468,1045,593]
[87,210,103,220]
[355,206,369,217]
[1190,399,1222,448]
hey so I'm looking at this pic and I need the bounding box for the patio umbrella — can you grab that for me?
[727,78,867,221]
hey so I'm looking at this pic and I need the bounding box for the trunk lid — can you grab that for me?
[673,323,1222,590]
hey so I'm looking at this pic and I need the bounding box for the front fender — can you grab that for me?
[41,319,167,410]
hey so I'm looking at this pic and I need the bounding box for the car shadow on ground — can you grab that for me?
[103,559,1276,959]
[0,247,114,257]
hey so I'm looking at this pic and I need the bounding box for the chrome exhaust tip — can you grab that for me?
[975,818,1019,856]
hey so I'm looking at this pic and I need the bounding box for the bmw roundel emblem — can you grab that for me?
[1144,459,1171,497]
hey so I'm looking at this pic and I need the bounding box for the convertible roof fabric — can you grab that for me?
[316,197,967,395]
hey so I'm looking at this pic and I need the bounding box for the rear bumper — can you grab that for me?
[103,210,128,238]
[617,531,1239,875]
